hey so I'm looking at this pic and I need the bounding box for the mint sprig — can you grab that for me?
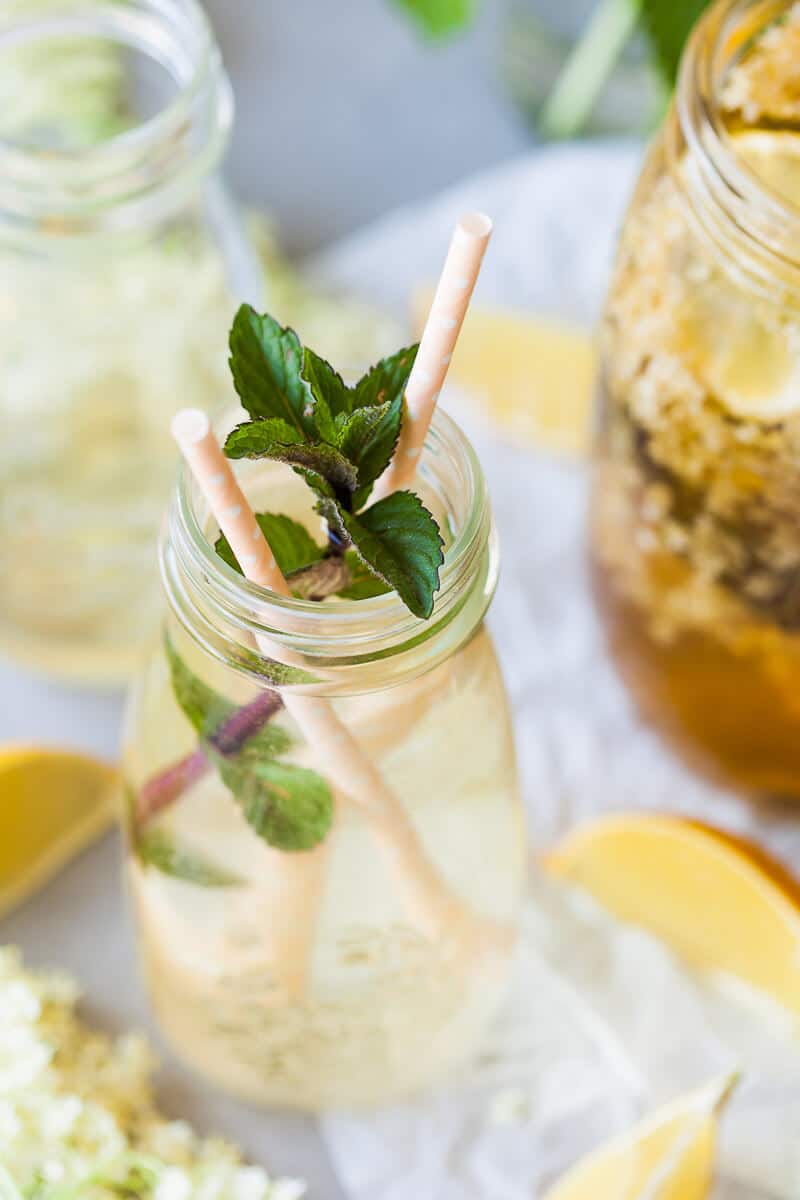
[137,828,246,888]
[163,637,334,853]
[224,306,443,619]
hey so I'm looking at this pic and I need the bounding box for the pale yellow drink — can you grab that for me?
[123,413,526,1109]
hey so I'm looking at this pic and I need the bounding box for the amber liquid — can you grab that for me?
[592,554,800,802]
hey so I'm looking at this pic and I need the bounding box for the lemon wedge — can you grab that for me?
[543,1073,737,1200]
[678,129,800,422]
[546,814,800,1016]
[732,128,800,210]
[412,289,595,454]
[0,746,118,919]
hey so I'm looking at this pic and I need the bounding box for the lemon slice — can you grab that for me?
[546,814,800,1015]
[412,289,595,454]
[679,129,800,422]
[0,746,118,919]
[732,128,800,210]
[543,1073,737,1200]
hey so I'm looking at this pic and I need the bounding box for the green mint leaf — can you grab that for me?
[389,0,475,39]
[229,304,318,438]
[338,397,403,508]
[642,0,708,83]
[326,491,445,619]
[224,420,359,497]
[216,513,323,578]
[353,344,418,411]
[303,347,349,435]
[224,417,303,458]
[137,828,245,887]
[219,758,334,851]
[165,635,293,753]
[339,551,392,600]
[165,635,234,739]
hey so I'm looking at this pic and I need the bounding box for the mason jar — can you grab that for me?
[0,0,259,683]
[592,0,800,800]
[122,407,526,1110]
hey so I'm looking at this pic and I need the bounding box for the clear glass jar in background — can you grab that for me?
[122,408,526,1110]
[592,0,800,801]
[0,0,261,684]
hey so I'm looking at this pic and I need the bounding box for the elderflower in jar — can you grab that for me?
[592,0,800,801]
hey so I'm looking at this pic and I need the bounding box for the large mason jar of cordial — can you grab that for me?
[0,0,257,683]
[592,0,800,800]
[122,406,526,1110]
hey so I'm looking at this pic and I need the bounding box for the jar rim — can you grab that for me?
[675,0,800,302]
[0,0,232,235]
[162,406,498,690]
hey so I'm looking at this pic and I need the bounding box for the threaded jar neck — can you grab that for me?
[161,408,499,698]
[671,0,800,305]
[0,0,232,241]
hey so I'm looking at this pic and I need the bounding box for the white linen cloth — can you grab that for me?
[308,143,800,1199]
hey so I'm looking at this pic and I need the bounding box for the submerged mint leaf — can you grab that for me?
[216,513,323,578]
[220,758,334,852]
[165,635,235,740]
[353,344,418,411]
[229,305,318,438]
[330,491,445,619]
[164,637,331,853]
[138,828,245,887]
[338,397,403,509]
[165,636,291,757]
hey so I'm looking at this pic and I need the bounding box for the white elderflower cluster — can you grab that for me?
[0,948,305,1200]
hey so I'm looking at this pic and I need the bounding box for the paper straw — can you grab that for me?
[172,410,512,975]
[377,211,492,496]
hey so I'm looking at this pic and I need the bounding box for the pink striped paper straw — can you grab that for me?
[172,409,512,978]
[377,211,492,496]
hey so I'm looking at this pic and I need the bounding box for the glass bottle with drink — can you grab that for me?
[0,0,257,683]
[592,0,800,800]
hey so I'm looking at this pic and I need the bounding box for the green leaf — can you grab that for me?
[327,491,445,619]
[389,0,475,39]
[228,304,318,438]
[165,635,293,752]
[216,512,323,578]
[353,344,418,410]
[165,638,332,853]
[642,0,709,84]
[224,421,359,496]
[137,829,245,887]
[338,397,403,507]
[223,418,302,459]
[220,758,334,852]
[303,347,349,435]
[165,635,235,740]
[339,551,392,600]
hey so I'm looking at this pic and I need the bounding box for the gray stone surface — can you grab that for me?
[202,0,531,254]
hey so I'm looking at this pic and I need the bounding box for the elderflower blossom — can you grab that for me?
[0,947,305,1200]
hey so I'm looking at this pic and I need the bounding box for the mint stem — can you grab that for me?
[539,0,643,139]
[137,690,284,826]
